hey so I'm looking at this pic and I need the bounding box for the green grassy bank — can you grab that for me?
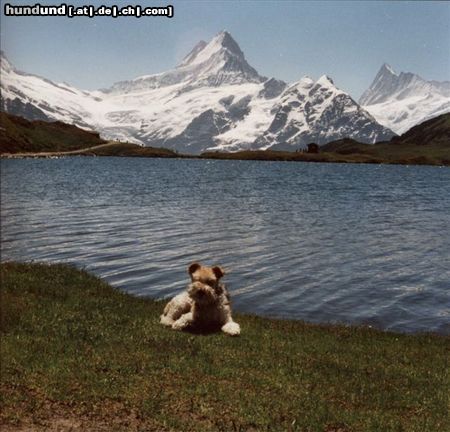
[0,112,106,154]
[1,262,449,431]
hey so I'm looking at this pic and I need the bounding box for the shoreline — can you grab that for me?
[2,261,448,431]
[2,108,449,167]
[1,260,447,337]
[2,146,449,167]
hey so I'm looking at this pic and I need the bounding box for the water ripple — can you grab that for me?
[1,157,450,334]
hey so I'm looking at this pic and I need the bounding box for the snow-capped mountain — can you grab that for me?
[106,31,265,95]
[360,64,450,134]
[0,51,100,129]
[253,75,393,150]
[1,31,395,153]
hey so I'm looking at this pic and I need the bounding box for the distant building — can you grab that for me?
[307,143,319,154]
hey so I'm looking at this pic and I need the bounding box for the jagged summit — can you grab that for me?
[360,63,450,106]
[316,75,335,87]
[178,31,246,69]
[177,40,207,68]
[380,63,398,76]
[174,30,263,83]
[214,30,245,58]
[107,30,264,93]
[359,64,403,106]
[360,63,450,133]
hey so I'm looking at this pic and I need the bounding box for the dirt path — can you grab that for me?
[1,141,121,158]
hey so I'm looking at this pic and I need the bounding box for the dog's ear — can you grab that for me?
[188,262,201,275]
[212,266,225,280]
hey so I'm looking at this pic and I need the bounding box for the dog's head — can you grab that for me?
[187,281,217,306]
[188,262,225,291]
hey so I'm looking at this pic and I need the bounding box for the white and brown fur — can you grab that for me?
[160,263,240,336]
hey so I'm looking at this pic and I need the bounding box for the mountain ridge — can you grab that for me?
[360,63,450,134]
[2,111,449,166]
[0,32,403,154]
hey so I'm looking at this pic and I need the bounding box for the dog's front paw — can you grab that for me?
[171,320,186,331]
[160,315,174,327]
[221,321,240,336]
[172,312,193,331]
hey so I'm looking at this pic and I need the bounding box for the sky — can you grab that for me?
[1,0,449,99]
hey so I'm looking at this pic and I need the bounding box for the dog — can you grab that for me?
[160,262,240,336]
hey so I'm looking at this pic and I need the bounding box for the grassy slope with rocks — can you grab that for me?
[1,262,449,431]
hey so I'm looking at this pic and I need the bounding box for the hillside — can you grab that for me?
[0,112,105,153]
[320,113,450,165]
[389,111,450,146]
[0,112,179,157]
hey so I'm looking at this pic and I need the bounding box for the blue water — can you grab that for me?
[1,157,449,334]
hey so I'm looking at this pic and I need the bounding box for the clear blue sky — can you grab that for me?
[1,0,449,98]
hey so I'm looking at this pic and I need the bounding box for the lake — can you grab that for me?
[1,157,449,334]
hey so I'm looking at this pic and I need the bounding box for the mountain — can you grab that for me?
[360,64,450,135]
[105,31,265,95]
[2,111,448,166]
[0,51,100,129]
[253,75,393,151]
[1,31,395,154]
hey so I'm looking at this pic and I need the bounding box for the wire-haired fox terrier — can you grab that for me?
[160,262,240,336]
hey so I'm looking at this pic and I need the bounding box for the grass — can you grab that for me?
[1,262,449,431]
[319,139,450,166]
[0,112,106,154]
[201,149,388,165]
[83,142,180,158]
